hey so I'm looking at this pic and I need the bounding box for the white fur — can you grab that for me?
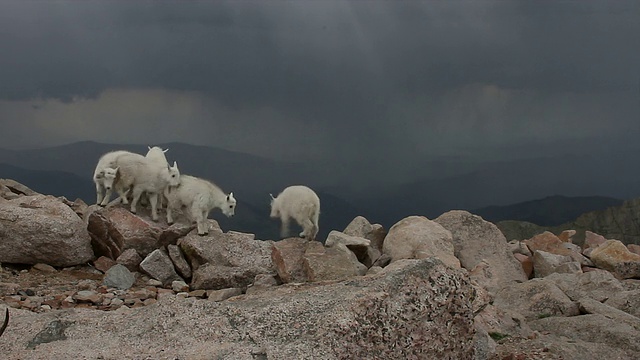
[164,174,236,235]
[111,153,181,221]
[144,146,170,207]
[270,185,320,240]
[93,150,136,206]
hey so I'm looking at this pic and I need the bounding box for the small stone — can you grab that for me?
[176,292,189,298]
[77,279,98,291]
[109,298,124,307]
[40,304,52,311]
[116,249,143,272]
[103,264,136,290]
[32,263,57,273]
[147,279,163,287]
[93,256,117,273]
[74,290,103,304]
[172,280,189,293]
[143,298,157,306]
[188,290,207,298]
[207,288,243,302]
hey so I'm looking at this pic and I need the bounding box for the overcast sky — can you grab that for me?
[0,0,639,164]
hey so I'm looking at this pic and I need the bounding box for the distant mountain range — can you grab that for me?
[2,141,640,241]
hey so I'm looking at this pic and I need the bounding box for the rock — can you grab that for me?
[590,239,640,279]
[303,241,367,281]
[508,240,532,256]
[557,229,576,242]
[116,248,143,272]
[383,215,460,268]
[191,263,261,290]
[583,230,607,251]
[159,222,196,247]
[86,209,124,259]
[544,271,625,302]
[207,287,243,302]
[102,207,164,257]
[494,278,580,320]
[529,314,640,358]
[0,179,38,198]
[167,245,191,279]
[628,244,640,256]
[73,290,103,304]
[554,261,582,275]
[103,264,136,290]
[578,297,640,330]
[271,237,309,283]
[32,263,57,273]
[139,249,183,286]
[343,215,387,251]
[0,195,94,267]
[188,290,206,298]
[325,230,380,268]
[532,250,573,278]
[93,256,117,273]
[180,230,274,289]
[146,279,163,287]
[435,210,527,292]
[246,273,280,295]
[513,253,533,279]
[605,290,640,317]
[171,280,189,293]
[524,231,591,266]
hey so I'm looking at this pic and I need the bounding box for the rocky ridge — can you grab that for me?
[0,179,639,359]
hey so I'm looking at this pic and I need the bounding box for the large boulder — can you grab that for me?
[0,195,94,266]
[180,230,274,290]
[0,258,476,359]
[271,237,310,283]
[590,240,640,279]
[304,241,367,281]
[88,206,167,260]
[383,215,460,268]
[493,278,580,321]
[435,210,527,293]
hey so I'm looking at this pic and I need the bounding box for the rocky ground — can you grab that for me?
[0,263,585,359]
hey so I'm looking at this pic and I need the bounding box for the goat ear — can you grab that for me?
[229,192,234,199]
[269,193,275,200]
[163,148,169,153]
[173,161,177,168]
[148,146,152,150]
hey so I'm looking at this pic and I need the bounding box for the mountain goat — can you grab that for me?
[270,185,320,241]
[111,152,181,221]
[93,147,171,207]
[93,150,135,206]
[143,146,170,208]
[164,174,236,235]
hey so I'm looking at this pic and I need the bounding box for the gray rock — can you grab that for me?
[207,287,243,301]
[140,249,183,286]
[103,264,136,290]
[326,230,380,268]
[167,244,191,279]
[435,210,527,292]
[383,215,460,268]
[605,289,640,317]
[532,250,573,278]
[0,194,94,267]
[494,278,580,320]
[544,270,625,302]
[304,241,367,281]
[116,248,142,272]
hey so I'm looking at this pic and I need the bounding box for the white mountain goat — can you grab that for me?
[111,152,181,221]
[93,150,136,206]
[270,185,320,241]
[143,146,170,208]
[93,147,171,207]
[164,174,236,235]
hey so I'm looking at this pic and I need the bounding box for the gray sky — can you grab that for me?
[1,0,639,164]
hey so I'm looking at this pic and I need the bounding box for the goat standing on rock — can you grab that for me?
[164,175,236,235]
[270,185,320,241]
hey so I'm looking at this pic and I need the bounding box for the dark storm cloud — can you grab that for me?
[2,1,638,108]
